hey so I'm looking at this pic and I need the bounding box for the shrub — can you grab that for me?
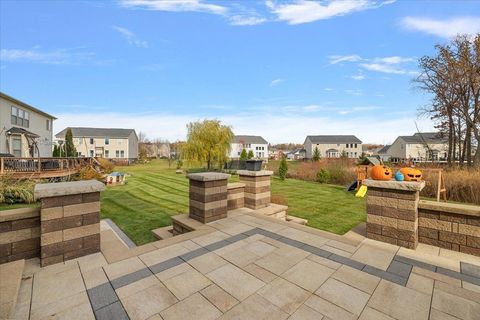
[79,166,103,181]
[247,150,254,160]
[240,149,248,161]
[316,169,330,183]
[278,157,288,180]
[0,177,35,204]
[97,158,115,174]
[326,163,350,185]
[176,160,183,170]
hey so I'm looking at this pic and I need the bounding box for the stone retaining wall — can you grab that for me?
[418,201,480,256]
[227,183,245,210]
[0,207,40,264]
[364,179,424,250]
[188,172,230,224]
[35,180,105,266]
[238,170,273,209]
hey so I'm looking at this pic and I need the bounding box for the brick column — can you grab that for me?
[237,170,273,209]
[34,180,105,267]
[188,172,230,223]
[227,183,245,210]
[364,179,425,249]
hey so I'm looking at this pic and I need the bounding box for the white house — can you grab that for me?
[374,145,392,162]
[230,135,269,159]
[303,135,362,159]
[0,92,56,157]
[387,132,448,162]
[55,127,138,161]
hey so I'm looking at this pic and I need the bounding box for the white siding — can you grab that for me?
[230,143,268,159]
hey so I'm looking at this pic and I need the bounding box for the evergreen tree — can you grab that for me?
[65,128,77,157]
[312,147,320,162]
[247,150,254,159]
[52,144,60,157]
[278,156,288,181]
[239,149,248,160]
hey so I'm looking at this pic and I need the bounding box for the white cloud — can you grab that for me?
[270,78,285,86]
[360,62,417,75]
[0,48,95,64]
[375,56,413,64]
[112,26,148,48]
[229,15,267,26]
[349,74,365,80]
[401,16,480,39]
[53,110,433,144]
[266,0,395,25]
[303,104,322,112]
[324,87,334,91]
[329,54,362,64]
[119,0,227,15]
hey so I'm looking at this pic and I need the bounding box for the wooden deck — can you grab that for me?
[0,157,94,179]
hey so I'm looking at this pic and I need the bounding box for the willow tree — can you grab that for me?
[182,119,233,169]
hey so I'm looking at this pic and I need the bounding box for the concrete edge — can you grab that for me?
[419,200,480,218]
[187,172,231,181]
[237,170,274,177]
[34,180,105,200]
[364,179,425,191]
[0,206,40,222]
[103,219,136,248]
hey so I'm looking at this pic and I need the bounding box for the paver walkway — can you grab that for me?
[11,208,480,320]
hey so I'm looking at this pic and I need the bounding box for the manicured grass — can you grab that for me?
[101,160,366,245]
[0,203,39,211]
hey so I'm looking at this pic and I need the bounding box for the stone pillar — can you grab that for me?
[34,180,105,267]
[227,183,245,210]
[237,170,273,210]
[364,179,425,249]
[188,172,230,223]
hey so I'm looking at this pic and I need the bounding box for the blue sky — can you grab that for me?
[1,0,480,144]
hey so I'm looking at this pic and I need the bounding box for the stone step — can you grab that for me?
[286,215,308,225]
[0,259,25,319]
[254,204,288,220]
[152,226,174,240]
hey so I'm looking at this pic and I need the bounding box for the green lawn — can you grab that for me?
[0,203,40,211]
[101,160,366,245]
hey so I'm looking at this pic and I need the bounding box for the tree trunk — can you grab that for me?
[448,114,454,165]
[466,124,472,166]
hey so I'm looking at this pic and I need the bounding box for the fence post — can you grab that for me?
[37,158,41,172]
[0,157,3,174]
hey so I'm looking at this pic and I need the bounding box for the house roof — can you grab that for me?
[6,127,40,138]
[399,132,447,144]
[233,135,268,144]
[56,127,137,139]
[306,135,362,144]
[376,145,391,154]
[1,92,57,119]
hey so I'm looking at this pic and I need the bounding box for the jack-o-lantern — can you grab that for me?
[370,165,393,180]
[400,167,423,182]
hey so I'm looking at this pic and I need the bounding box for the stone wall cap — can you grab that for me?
[364,179,425,191]
[227,182,246,189]
[237,170,274,177]
[0,206,40,222]
[187,172,231,181]
[419,200,480,217]
[34,180,105,200]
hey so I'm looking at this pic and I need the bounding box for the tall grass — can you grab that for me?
[0,176,36,204]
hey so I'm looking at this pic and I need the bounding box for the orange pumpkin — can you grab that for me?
[370,165,393,180]
[400,167,422,182]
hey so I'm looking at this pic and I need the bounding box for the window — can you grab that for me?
[120,150,125,158]
[46,119,52,131]
[90,138,94,144]
[12,136,22,157]
[78,138,83,145]
[105,137,109,145]
[354,144,357,148]
[238,152,240,156]
[11,106,30,128]
[116,150,120,158]
[89,150,94,157]
[105,150,109,158]
[77,152,82,157]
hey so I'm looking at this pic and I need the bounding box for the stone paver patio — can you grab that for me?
[10,208,480,320]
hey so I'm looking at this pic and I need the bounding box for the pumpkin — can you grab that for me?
[370,165,393,180]
[394,171,404,181]
[400,167,422,182]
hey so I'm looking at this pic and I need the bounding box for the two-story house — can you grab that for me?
[387,132,448,162]
[303,135,362,159]
[229,135,269,159]
[0,92,56,157]
[55,127,138,162]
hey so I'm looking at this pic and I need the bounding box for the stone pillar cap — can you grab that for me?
[363,179,425,191]
[34,180,105,200]
[237,170,274,177]
[187,172,230,181]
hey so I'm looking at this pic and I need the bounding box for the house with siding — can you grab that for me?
[0,92,56,157]
[303,135,362,159]
[55,127,138,161]
[229,135,269,160]
[387,132,448,162]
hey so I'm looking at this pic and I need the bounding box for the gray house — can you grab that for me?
[304,135,362,159]
[56,127,138,161]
